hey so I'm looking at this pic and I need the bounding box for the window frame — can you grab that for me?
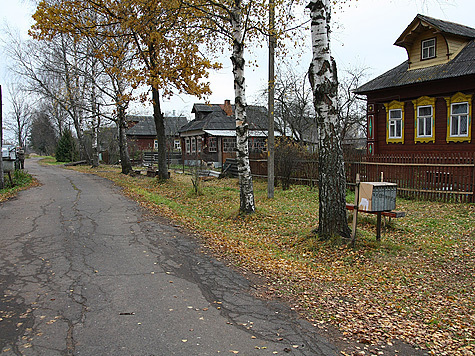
[384,100,405,144]
[450,102,469,137]
[412,96,436,144]
[388,109,403,139]
[421,38,436,60]
[445,92,472,143]
[185,137,190,153]
[191,137,196,153]
[222,137,236,152]
[208,137,217,153]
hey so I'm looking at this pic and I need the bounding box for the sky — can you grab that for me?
[1,0,474,140]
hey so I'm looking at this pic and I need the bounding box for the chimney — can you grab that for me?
[221,99,233,116]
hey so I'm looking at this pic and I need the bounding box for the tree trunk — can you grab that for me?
[231,0,255,214]
[117,105,132,175]
[308,0,351,240]
[91,91,100,168]
[151,86,168,180]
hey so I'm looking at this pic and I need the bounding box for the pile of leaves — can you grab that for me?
[71,166,475,355]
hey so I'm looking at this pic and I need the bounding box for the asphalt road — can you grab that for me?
[0,158,338,356]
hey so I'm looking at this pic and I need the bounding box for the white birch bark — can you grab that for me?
[308,0,350,239]
[231,0,255,214]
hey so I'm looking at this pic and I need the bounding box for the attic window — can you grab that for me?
[421,38,436,60]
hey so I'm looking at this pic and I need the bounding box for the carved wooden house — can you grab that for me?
[355,14,475,155]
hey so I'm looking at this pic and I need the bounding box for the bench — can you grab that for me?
[345,203,405,218]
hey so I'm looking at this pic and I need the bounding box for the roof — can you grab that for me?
[356,39,475,94]
[395,14,475,47]
[127,115,188,136]
[356,15,475,95]
[179,103,268,133]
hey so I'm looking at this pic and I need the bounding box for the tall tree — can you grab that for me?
[308,0,351,240]
[29,110,57,156]
[6,84,32,148]
[189,0,306,213]
[32,0,220,179]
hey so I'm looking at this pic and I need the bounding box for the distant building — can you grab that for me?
[179,100,272,167]
[126,115,189,153]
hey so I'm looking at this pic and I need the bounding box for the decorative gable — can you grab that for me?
[394,14,475,70]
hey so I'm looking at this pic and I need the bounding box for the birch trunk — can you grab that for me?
[308,0,351,240]
[231,0,255,214]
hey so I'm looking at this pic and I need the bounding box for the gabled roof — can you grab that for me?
[356,15,475,95]
[395,14,475,47]
[127,115,188,136]
[179,103,268,133]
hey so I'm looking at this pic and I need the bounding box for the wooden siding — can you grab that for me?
[409,33,448,69]
[408,33,469,70]
[371,96,474,155]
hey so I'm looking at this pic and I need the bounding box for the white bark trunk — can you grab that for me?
[231,0,255,214]
[308,0,350,239]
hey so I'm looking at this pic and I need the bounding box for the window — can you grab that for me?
[248,137,266,153]
[154,139,158,149]
[384,100,404,144]
[445,92,472,143]
[389,109,402,139]
[185,138,190,153]
[174,139,181,151]
[421,38,436,60]
[450,102,469,137]
[191,137,196,153]
[208,137,217,152]
[197,136,202,153]
[222,137,236,152]
[417,106,433,137]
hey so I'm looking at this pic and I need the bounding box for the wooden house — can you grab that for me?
[355,14,475,155]
[126,115,188,153]
[179,100,269,167]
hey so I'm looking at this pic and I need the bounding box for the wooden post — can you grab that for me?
[351,173,360,245]
[267,0,276,199]
[376,170,384,241]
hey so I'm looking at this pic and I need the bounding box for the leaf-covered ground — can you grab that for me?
[69,166,475,355]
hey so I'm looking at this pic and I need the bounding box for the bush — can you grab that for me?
[56,129,79,162]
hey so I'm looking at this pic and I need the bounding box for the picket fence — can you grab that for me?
[250,152,475,203]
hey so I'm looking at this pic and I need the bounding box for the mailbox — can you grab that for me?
[358,182,397,212]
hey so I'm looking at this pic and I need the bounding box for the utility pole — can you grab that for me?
[0,85,4,189]
[267,0,275,199]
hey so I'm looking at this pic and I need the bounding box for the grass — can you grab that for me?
[0,169,38,202]
[28,163,475,354]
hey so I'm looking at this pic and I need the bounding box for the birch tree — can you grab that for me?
[188,0,305,213]
[308,0,351,240]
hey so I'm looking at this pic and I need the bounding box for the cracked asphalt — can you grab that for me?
[0,158,339,356]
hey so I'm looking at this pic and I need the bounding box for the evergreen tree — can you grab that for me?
[55,129,79,162]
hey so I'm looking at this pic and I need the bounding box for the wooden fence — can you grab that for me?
[250,152,475,203]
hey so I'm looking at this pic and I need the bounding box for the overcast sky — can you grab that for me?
[1,0,474,139]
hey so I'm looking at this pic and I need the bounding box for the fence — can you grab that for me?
[250,152,475,203]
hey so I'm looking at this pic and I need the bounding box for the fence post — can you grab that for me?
[472,152,475,203]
